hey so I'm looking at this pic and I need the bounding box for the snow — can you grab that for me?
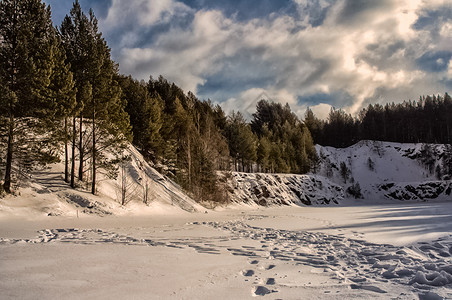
[224,141,452,206]
[1,141,452,299]
[316,141,452,202]
[225,172,344,206]
[1,203,452,299]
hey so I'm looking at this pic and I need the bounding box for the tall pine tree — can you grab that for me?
[0,0,74,192]
[60,1,131,194]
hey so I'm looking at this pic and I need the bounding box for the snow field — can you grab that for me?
[1,141,452,299]
[1,204,452,299]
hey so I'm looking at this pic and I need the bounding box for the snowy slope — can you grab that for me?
[316,141,452,202]
[224,172,344,206]
[1,140,450,218]
[0,144,203,218]
[224,141,451,206]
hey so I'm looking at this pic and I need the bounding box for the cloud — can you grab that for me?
[96,0,452,119]
[309,103,333,120]
[221,87,298,118]
[417,51,452,73]
[104,0,190,28]
[102,0,192,48]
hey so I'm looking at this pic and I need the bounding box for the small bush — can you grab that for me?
[347,182,363,199]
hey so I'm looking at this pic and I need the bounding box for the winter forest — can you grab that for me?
[2,1,452,299]
[1,0,451,204]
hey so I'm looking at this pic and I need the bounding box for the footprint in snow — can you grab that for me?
[266,264,276,270]
[350,284,386,294]
[265,278,276,285]
[253,286,277,296]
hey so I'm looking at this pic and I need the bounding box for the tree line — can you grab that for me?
[305,93,452,148]
[119,76,317,203]
[3,0,447,204]
[0,0,316,203]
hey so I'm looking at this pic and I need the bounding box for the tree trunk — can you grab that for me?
[91,111,96,195]
[64,117,69,183]
[78,115,83,181]
[3,116,14,193]
[70,116,76,188]
[187,135,191,188]
[121,162,126,205]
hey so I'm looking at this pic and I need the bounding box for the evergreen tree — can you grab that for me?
[60,0,92,185]
[225,111,257,172]
[257,136,271,172]
[48,34,77,183]
[60,1,131,194]
[0,0,73,192]
[250,99,316,174]
[304,108,324,144]
[340,161,350,183]
[119,76,164,160]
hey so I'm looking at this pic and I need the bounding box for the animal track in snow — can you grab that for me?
[1,216,452,296]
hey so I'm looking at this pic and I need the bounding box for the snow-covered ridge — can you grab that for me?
[317,140,452,202]
[224,141,452,206]
[224,172,344,206]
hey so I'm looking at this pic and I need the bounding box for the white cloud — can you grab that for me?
[221,87,297,119]
[309,103,333,120]
[102,0,192,47]
[101,0,452,119]
[104,0,190,27]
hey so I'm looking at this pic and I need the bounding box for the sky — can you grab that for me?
[44,0,452,119]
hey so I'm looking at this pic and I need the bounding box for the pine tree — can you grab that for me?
[304,108,324,144]
[48,34,76,183]
[60,2,131,194]
[120,76,164,160]
[257,136,271,172]
[225,111,257,172]
[0,0,72,192]
[60,0,92,185]
[340,161,350,183]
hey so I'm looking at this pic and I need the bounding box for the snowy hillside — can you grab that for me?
[224,141,452,206]
[316,141,452,202]
[2,140,451,218]
[0,144,203,218]
[224,172,344,206]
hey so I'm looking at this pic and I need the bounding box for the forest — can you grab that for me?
[0,0,316,203]
[0,0,450,204]
[306,93,452,148]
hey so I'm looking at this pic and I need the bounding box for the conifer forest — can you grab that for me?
[0,0,450,204]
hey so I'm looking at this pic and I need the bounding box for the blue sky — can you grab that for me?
[44,0,452,119]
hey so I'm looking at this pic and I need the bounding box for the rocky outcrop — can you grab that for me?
[224,172,344,206]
